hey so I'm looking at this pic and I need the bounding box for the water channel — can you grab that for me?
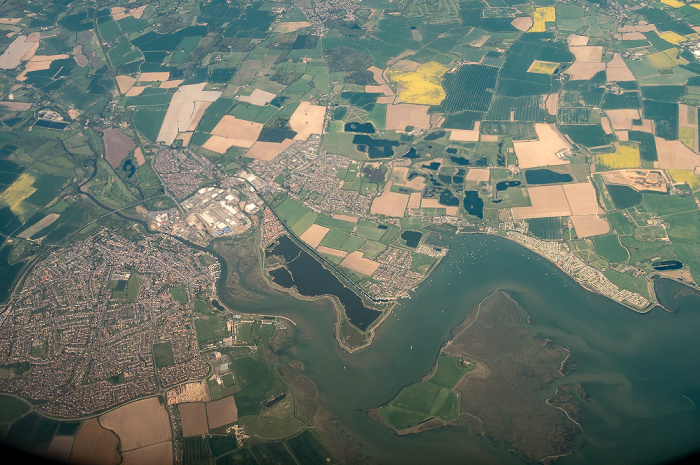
[216,232,700,465]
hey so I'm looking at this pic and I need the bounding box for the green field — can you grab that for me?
[340,235,366,253]
[315,214,356,232]
[410,253,435,274]
[290,211,318,236]
[429,355,474,388]
[356,220,387,241]
[132,109,166,141]
[603,269,650,300]
[275,198,310,227]
[232,353,286,417]
[0,394,29,423]
[195,316,225,345]
[378,354,470,431]
[169,286,188,303]
[153,341,175,368]
[319,229,350,249]
[592,235,629,263]
[126,272,141,303]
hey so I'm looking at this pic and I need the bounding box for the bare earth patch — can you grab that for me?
[317,246,348,258]
[571,215,610,237]
[564,62,605,80]
[0,35,38,69]
[239,88,276,106]
[116,75,136,94]
[570,45,603,62]
[606,53,636,82]
[370,181,410,217]
[655,138,700,169]
[601,117,613,134]
[178,403,209,438]
[340,251,381,276]
[601,170,668,193]
[408,192,422,209]
[244,139,294,160]
[365,84,395,98]
[300,224,330,248]
[125,86,146,97]
[46,436,74,463]
[513,123,571,169]
[386,103,431,131]
[69,418,120,465]
[605,109,640,130]
[392,60,421,72]
[100,127,135,169]
[206,396,238,430]
[138,72,171,82]
[568,34,590,46]
[158,83,222,145]
[332,213,358,223]
[206,115,263,150]
[159,80,184,89]
[421,198,459,216]
[17,213,60,239]
[290,101,326,140]
[511,16,533,32]
[545,93,558,116]
[368,66,387,85]
[0,101,31,111]
[133,147,145,166]
[449,129,479,141]
[274,21,312,33]
[562,182,600,216]
[120,441,173,465]
[512,185,571,219]
[99,397,171,452]
[466,168,490,182]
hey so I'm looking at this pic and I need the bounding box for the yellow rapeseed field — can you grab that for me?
[595,144,641,170]
[669,169,700,191]
[0,172,36,217]
[387,61,449,105]
[659,31,688,45]
[530,7,555,33]
[679,126,695,149]
[661,0,684,7]
[527,60,559,74]
[647,49,683,70]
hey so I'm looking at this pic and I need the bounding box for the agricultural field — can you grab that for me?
[3,1,700,463]
[379,354,473,431]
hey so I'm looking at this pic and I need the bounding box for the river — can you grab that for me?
[220,232,700,464]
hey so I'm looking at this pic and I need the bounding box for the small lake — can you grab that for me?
[652,260,683,271]
[266,235,381,330]
[352,135,399,159]
[495,180,521,192]
[401,230,422,248]
[123,159,135,178]
[653,277,700,313]
[345,122,375,133]
[463,191,484,218]
[525,168,573,185]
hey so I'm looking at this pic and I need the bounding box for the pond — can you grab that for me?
[525,169,573,185]
[463,190,484,218]
[266,235,381,330]
[345,122,375,133]
[401,230,422,248]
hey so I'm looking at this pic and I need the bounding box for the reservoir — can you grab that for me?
[524,168,573,185]
[265,235,381,330]
[218,233,700,465]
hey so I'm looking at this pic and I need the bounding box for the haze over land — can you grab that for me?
[1,0,700,464]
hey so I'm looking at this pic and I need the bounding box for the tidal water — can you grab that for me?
[217,233,700,464]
